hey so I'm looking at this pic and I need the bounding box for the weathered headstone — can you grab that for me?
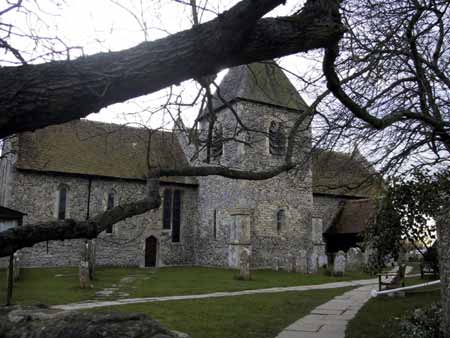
[295,251,308,273]
[239,248,251,280]
[308,253,318,274]
[346,247,364,271]
[318,254,328,268]
[79,261,91,289]
[285,253,294,272]
[272,257,280,271]
[333,251,346,276]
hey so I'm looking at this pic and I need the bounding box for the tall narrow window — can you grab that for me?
[269,121,286,155]
[172,190,181,243]
[277,209,286,233]
[213,209,217,240]
[162,189,172,230]
[211,123,223,159]
[106,191,115,234]
[57,184,68,220]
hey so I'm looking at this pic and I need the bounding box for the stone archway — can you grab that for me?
[145,236,158,267]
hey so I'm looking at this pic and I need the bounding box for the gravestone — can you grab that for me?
[295,251,308,273]
[308,253,318,274]
[239,248,251,280]
[285,253,295,272]
[333,251,346,276]
[79,261,91,289]
[272,257,280,271]
[318,255,328,268]
[346,247,364,271]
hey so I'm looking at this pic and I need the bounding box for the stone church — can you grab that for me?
[0,62,380,269]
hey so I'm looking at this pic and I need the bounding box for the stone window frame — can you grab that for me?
[213,209,218,240]
[161,187,183,244]
[211,122,224,160]
[276,208,287,233]
[104,189,117,234]
[268,120,286,156]
[55,183,70,220]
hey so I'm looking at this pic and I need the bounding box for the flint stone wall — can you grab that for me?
[3,169,198,267]
[193,101,313,268]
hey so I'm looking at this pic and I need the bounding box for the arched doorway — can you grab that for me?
[145,236,158,267]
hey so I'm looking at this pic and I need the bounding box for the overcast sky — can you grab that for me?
[3,0,316,129]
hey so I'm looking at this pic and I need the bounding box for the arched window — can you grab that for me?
[211,123,223,159]
[276,209,286,233]
[269,121,286,155]
[57,184,69,220]
[105,190,116,233]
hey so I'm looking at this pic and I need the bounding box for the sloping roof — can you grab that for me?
[16,120,197,185]
[202,62,308,116]
[312,149,383,198]
[0,206,26,220]
[326,199,378,234]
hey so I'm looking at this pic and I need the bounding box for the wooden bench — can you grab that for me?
[378,264,406,291]
[420,261,439,279]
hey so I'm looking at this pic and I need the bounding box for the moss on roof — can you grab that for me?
[17,120,197,185]
[312,149,384,198]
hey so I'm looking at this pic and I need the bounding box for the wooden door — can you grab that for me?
[145,236,158,267]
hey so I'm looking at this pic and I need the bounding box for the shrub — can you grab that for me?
[399,303,443,338]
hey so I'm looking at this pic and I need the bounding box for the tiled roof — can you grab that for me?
[201,62,309,117]
[312,149,383,198]
[16,120,197,185]
[326,199,378,234]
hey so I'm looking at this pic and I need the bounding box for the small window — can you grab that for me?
[172,190,181,243]
[211,123,223,159]
[213,209,217,240]
[105,191,116,234]
[57,184,69,220]
[162,189,172,230]
[276,209,286,233]
[162,189,183,243]
[269,121,286,155]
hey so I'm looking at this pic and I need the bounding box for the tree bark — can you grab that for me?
[0,0,344,138]
[437,205,450,336]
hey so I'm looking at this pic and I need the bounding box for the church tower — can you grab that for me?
[193,62,314,270]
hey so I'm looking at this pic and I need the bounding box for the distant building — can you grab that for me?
[0,62,381,269]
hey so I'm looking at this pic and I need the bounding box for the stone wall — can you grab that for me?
[4,169,198,267]
[192,101,314,268]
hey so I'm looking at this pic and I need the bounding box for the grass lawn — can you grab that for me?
[90,287,353,338]
[346,287,441,338]
[0,266,371,305]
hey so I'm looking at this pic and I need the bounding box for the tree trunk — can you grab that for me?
[436,205,450,336]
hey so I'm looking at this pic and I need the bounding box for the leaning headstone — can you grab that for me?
[308,253,318,274]
[295,251,308,273]
[333,251,346,276]
[346,247,364,271]
[239,248,251,280]
[79,261,91,289]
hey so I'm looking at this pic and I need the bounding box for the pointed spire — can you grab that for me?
[203,62,308,118]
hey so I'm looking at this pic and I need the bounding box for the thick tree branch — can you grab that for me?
[0,0,344,138]
[0,176,160,257]
[160,163,296,180]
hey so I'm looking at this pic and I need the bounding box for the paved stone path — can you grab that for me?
[275,284,373,338]
[275,266,413,338]
[53,278,378,311]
